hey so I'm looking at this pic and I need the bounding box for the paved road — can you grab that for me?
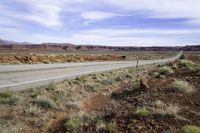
[0,52,182,90]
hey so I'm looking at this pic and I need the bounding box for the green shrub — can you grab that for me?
[180,60,195,67]
[132,79,141,89]
[46,83,56,90]
[105,122,115,132]
[65,117,80,131]
[181,125,200,133]
[43,60,50,64]
[0,96,18,105]
[159,66,174,75]
[136,107,150,117]
[188,65,200,73]
[180,54,186,59]
[11,61,22,64]
[172,80,193,93]
[84,84,96,92]
[149,71,160,78]
[34,96,56,109]
[0,91,12,99]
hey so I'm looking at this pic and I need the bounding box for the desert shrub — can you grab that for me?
[180,54,186,59]
[34,96,56,109]
[55,90,65,97]
[136,107,150,117]
[0,91,12,99]
[159,66,174,75]
[105,122,116,132]
[180,60,195,67]
[26,105,41,117]
[30,92,40,98]
[125,74,132,78]
[11,60,22,64]
[114,76,123,81]
[65,102,80,110]
[0,96,18,105]
[188,65,200,73]
[64,117,80,131]
[0,91,18,105]
[172,64,178,70]
[132,79,141,89]
[84,84,96,92]
[150,100,179,118]
[43,60,50,64]
[181,125,200,133]
[101,79,113,85]
[96,119,106,132]
[46,83,56,90]
[149,71,160,78]
[52,96,59,104]
[172,80,193,93]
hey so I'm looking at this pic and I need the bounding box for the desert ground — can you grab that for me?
[0,51,199,133]
[0,51,178,64]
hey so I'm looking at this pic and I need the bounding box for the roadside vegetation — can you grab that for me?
[172,80,194,93]
[181,125,200,133]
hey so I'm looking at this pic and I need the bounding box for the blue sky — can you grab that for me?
[0,0,200,46]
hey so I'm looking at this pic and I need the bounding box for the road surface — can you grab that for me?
[0,52,182,90]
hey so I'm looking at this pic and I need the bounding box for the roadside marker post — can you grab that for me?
[136,58,139,78]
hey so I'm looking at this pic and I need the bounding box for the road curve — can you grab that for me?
[0,52,182,91]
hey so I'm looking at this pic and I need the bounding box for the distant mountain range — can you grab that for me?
[0,39,31,45]
[0,39,200,51]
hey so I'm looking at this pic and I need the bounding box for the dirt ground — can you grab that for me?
[0,51,178,64]
[0,53,126,64]
[67,55,200,133]
[45,54,199,133]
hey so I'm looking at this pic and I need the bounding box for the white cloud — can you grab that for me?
[103,0,200,24]
[0,0,200,46]
[18,0,64,27]
[0,26,199,46]
[81,11,117,21]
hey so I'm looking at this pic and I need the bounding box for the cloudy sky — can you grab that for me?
[0,0,200,46]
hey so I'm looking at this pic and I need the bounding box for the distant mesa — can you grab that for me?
[0,39,199,51]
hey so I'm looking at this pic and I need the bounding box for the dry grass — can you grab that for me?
[159,66,174,75]
[149,100,180,118]
[64,117,81,131]
[181,125,200,133]
[180,60,195,67]
[172,80,194,93]
[46,83,57,90]
[34,96,56,109]
[65,101,81,110]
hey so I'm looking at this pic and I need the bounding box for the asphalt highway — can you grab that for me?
[0,52,182,90]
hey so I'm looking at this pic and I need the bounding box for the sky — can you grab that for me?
[0,0,200,46]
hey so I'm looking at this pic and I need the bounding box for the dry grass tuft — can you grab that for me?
[34,96,56,109]
[180,60,195,67]
[172,80,194,93]
[159,66,174,75]
[150,100,180,118]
